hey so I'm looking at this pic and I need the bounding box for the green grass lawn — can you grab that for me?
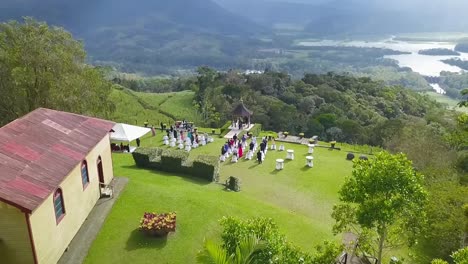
[84,135,353,263]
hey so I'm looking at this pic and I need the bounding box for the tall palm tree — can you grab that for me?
[196,235,265,264]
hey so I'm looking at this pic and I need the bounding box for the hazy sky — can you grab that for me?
[257,0,468,7]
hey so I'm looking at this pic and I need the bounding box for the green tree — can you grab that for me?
[332,152,427,264]
[0,18,114,125]
[419,182,468,260]
[431,247,468,264]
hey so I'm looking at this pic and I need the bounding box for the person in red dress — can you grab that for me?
[238,142,243,158]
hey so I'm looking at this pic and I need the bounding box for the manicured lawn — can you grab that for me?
[85,135,353,263]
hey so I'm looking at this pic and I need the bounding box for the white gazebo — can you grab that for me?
[110,123,151,153]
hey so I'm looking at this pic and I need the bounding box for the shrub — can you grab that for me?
[249,123,262,137]
[192,155,220,182]
[219,217,314,263]
[299,133,305,138]
[219,217,339,264]
[225,176,241,192]
[220,217,285,263]
[346,153,355,160]
[161,149,189,173]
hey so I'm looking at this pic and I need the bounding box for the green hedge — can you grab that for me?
[248,124,262,137]
[161,149,190,174]
[132,147,220,182]
[219,121,232,138]
[192,156,220,182]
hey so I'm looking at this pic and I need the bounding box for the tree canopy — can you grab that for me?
[0,18,114,126]
[188,68,440,146]
[332,151,427,264]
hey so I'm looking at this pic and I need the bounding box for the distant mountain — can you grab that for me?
[214,0,324,27]
[302,0,468,36]
[216,0,468,35]
[0,0,265,36]
[0,0,268,74]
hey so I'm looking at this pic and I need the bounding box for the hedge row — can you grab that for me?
[132,147,220,182]
[248,124,262,137]
[219,121,232,138]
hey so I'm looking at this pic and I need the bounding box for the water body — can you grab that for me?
[430,83,446,94]
[298,38,468,78]
[298,38,468,93]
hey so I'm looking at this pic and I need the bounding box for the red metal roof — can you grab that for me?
[0,108,115,213]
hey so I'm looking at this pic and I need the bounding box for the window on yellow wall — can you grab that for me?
[81,160,89,189]
[53,188,65,224]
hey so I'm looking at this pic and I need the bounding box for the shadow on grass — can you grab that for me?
[300,166,312,171]
[122,165,139,169]
[126,228,168,251]
[248,163,261,169]
[122,166,211,186]
[270,169,281,175]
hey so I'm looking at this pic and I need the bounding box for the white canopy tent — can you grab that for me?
[110,123,151,152]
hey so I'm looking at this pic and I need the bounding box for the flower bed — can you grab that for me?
[140,212,177,237]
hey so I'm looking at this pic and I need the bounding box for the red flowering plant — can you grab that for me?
[139,212,177,236]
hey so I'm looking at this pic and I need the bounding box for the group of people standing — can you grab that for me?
[166,124,205,145]
[220,134,271,164]
[231,117,250,130]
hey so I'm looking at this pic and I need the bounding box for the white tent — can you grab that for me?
[111,123,151,143]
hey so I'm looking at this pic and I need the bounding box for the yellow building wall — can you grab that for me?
[0,202,34,264]
[29,135,114,264]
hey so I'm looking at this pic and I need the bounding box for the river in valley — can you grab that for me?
[298,38,468,93]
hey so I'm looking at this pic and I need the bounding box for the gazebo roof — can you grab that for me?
[232,100,253,116]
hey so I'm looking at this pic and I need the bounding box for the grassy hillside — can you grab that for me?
[110,88,202,126]
[109,88,173,126]
[423,92,468,113]
[158,91,203,124]
[134,92,174,107]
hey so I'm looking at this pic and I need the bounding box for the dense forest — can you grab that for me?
[115,67,438,145]
[438,71,468,99]
[442,58,468,71]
